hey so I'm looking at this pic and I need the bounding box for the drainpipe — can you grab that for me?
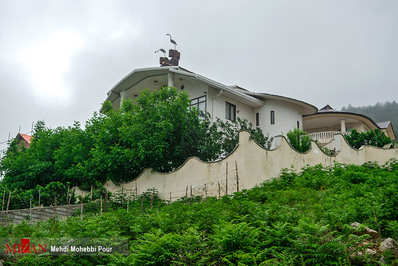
[168,72,174,88]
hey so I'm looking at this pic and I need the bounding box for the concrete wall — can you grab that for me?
[0,204,82,224]
[103,131,398,201]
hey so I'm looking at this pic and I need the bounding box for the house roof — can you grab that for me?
[18,133,33,144]
[103,66,318,114]
[303,110,381,130]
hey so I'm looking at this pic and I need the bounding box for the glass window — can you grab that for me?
[190,96,206,113]
[256,112,259,127]
[270,111,275,125]
[225,102,236,121]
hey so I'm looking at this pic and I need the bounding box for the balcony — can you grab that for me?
[309,131,349,144]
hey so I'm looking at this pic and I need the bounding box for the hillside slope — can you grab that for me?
[1,161,398,265]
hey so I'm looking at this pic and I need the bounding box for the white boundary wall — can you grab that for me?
[100,131,398,201]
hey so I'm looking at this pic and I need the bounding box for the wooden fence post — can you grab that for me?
[104,191,108,212]
[2,188,5,211]
[140,193,145,214]
[66,185,70,205]
[150,190,153,211]
[190,186,193,205]
[169,192,172,203]
[29,197,32,220]
[235,160,239,192]
[218,182,220,199]
[80,191,84,221]
[5,191,11,225]
[54,196,57,221]
[127,192,129,213]
[100,195,103,216]
[91,186,93,202]
[38,188,41,207]
[204,184,207,199]
[225,162,228,195]
[185,186,188,205]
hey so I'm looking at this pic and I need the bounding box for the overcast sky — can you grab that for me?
[1,0,397,152]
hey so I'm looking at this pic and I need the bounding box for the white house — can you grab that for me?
[103,66,317,138]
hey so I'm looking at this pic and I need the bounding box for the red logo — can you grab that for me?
[5,238,47,254]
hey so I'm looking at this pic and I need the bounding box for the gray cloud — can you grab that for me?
[1,0,397,146]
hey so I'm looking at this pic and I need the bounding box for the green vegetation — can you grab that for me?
[0,87,269,204]
[345,129,392,149]
[342,101,398,139]
[1,161,397,265]
[286,128,312,153]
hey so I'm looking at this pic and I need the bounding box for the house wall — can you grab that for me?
[111,77,306,139]
[255,100,302,137]
[99,131,398,202]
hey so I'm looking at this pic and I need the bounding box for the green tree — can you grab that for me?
[0,87,270,189]
[286,128,312,153]
[344,129,392,149]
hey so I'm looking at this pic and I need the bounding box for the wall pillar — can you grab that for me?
[340,119,346,133]
[120,90,127,106]
[168,72,174,88]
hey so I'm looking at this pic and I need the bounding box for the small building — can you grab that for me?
[15,133,33,149]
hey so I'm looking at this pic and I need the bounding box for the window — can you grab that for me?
[256,112,259,127]
[190,96,207,113]
[225,102,236,121]
[270,111,275,125]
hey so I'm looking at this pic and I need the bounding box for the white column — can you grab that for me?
[340,119,346,133]
[120,90,127,106]
[168,72,174,88]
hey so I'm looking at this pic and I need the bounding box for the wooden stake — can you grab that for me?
[2,188,5,211]
[218,182,220,199]
[91,186,93,201]
[5,191,11,225]
[150,190,153,211]
[38,188,41,207]
[104,191,108,212]
[235,160,239,192]
[100,195,103,215]
[127,194,129,213]
[54,196,57,221]
[225,162,228,195]
[135,181,138,199]
[185,186,188,205]
[190,186,193,205]
[66,185,70,205]
[169,192,172,203]
[204,184,207,199]
[80,191,83,221]
[29,197,32,220]
[140,193,145,214]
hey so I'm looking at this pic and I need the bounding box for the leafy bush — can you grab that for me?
[345,128,392,149]
[286,127,312,152]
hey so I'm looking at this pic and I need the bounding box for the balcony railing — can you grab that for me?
[309,131,349,143]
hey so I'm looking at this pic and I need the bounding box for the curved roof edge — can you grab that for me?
[246,91,318,115]
[103,66,318,115]
[304,110,380,129]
